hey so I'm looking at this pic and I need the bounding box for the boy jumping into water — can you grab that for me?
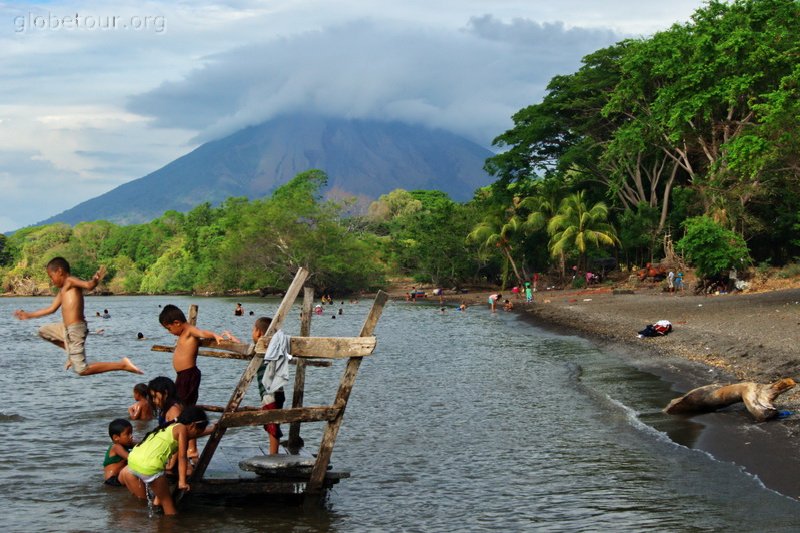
[13,257,142,376]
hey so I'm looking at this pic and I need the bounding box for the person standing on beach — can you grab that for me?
[13,257,143,377]
[488,293,502,312]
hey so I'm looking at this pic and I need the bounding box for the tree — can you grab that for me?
[607,0,800,230]
[468,205,525,287]
[676,216,751,280]
[0,234,11,266]
[547,191,619,271]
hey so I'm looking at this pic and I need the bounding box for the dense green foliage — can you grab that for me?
[4,0,800,293]
[677,217,751,279]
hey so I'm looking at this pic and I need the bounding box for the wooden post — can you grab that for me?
[306,290,388,493]
[188,304,198,326]
[289,286,314,450]
[191,268,309,482]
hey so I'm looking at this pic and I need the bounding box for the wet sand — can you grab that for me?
[397,285,800,499]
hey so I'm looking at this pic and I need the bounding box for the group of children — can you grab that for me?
[13,257,286,515]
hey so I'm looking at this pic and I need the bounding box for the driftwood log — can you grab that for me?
[664,378,796,422]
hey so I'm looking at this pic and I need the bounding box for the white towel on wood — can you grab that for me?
[261,330,293,398]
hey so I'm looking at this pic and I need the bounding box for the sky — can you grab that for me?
[0,0,707,233]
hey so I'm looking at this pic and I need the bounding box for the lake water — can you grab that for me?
[1,295,798,532]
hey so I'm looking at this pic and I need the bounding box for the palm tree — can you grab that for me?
[517,185,565,275]
[468,206,525,287]
[547,190,619,272]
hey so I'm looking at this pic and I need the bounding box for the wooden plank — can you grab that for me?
[197,404,262,413]
[190,475,348,496]
[254,336,377,358]
[192,267,309,483]
[152,345,332,366]
[220,406,341,428]
[188,304,198,326]
[290,287,314,449]
[307,290,388,493]
[152,336,376,359]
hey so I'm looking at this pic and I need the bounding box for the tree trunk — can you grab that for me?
[664,378,795,422]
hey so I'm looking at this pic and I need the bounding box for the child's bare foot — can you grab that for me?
[122,357,144,374]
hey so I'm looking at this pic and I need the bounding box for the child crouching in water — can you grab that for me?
[104,418,134,486]
[118,406,212,515]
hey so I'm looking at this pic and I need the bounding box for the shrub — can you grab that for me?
[676,217,751,280]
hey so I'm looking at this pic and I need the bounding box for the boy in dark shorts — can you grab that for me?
[159,304,227,457]
[159,304,227,406]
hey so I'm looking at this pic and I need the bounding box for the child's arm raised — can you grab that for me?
[13,291,63,320]
[186,324,225,344]
[65,265,107,291]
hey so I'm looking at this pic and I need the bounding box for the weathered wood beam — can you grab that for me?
[190,474,348,496]
[254,336,377,358]
[307,290,388,494]
[151,345,333,366]
[152,335,377,359]
[290,286,314,449]
[197,404,262,413]
[219,406,341,428]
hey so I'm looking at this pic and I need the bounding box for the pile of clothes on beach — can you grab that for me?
[638,320,672,338]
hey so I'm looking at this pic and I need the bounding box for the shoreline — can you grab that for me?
[408,285,800,393]
[394,284,800,499]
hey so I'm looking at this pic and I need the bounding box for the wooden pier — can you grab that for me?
[151,267,387,501]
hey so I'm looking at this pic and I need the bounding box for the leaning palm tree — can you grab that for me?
[468,206,525,287]
[519,192,562,275]
[547,190,620,272]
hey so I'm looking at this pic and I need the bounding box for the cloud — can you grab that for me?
[0,1,705,232]
[128,16,624,146]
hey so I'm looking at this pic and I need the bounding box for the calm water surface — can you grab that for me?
[1,295,798,532]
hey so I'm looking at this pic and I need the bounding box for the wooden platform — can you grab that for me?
[153,268,386,505]
[190,445,350,496]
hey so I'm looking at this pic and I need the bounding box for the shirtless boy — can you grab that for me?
[13,257,142,376]
[158,304,227,407]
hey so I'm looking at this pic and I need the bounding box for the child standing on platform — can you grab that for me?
[158,304,227,408]
[222,316,287,454]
